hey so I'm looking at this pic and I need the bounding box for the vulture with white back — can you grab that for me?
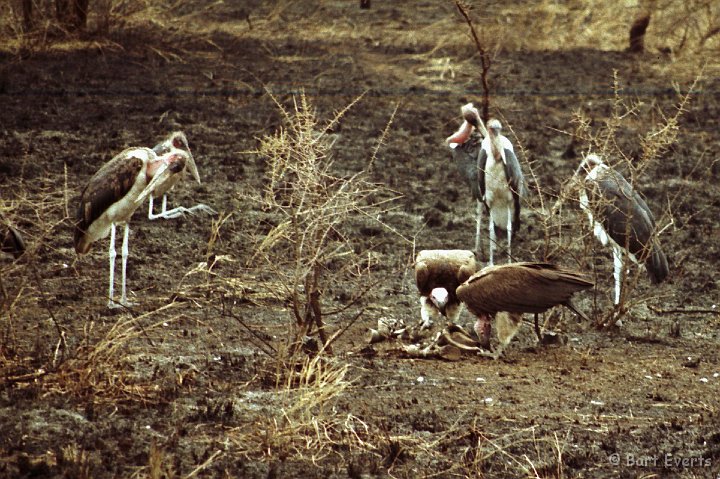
[414,249,477,329]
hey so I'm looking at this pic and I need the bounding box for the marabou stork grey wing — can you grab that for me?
[451,133,487,205]
[591,170,668,283]
[74,151,145,254]
[503,147,524,230]
[457,262,593,315]
[2,224,25,258]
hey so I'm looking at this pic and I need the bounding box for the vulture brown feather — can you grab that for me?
[456,262,593,358]
[414,249,477,327]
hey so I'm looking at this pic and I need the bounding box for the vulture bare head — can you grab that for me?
[456,262,593,359]
[414,249,477,329]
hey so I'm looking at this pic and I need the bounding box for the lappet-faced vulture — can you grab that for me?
[456,262,593,359]
[415,249,477,329]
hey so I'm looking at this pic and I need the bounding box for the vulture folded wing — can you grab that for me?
[415,260,431,296]
[458,263,593,315]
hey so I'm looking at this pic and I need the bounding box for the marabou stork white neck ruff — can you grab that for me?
[147,131,216,220]
[447,103,525,266]
[456,262,593,359]
[74,146,190,308]
[414,249,477,329]
[576,154,669,305]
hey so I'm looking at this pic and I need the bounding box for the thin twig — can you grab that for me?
[648,305,719,316]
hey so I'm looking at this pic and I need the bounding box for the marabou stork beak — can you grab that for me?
[136,162,170,205]
[186,150,201,185]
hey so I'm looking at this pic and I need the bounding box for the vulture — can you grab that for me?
[148,131,216,220]
[447,103,525,266]
[415,249,477,329]
[576,154,669,304]
[456,262,593,359]
[74,146,190,308]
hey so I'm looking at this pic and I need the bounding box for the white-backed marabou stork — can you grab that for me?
[148,131,216,220]
[414,249,477,329]
[447,103,525,266]
[74,146,190,308]
[456,262,593,359]
[575,154,669,305]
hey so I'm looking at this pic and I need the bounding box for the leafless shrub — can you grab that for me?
[242,91,401,357]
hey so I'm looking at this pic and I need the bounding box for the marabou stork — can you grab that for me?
[74,146,190,308]
[447,103,525,266]
[456,262,593,359]
[415,249,477,329]
[575,154,669,305]
[148,131,216,220]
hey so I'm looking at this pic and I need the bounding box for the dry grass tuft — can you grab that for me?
[226,354,368,464]
[43,304,182,405]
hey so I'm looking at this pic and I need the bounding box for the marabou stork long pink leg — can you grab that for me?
[119,222,131,307]
[506,206,513,262]
[107,223,117,308]
[488,215,496,267]
[612,245,623,305]
[474,200,483,259]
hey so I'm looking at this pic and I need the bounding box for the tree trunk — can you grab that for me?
[21,0,33,33]
[55,0,88,32]
[629,13,651,53]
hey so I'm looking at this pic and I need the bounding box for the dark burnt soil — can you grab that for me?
[1,2,720,478]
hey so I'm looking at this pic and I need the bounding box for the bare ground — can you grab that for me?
[1,2,720,478]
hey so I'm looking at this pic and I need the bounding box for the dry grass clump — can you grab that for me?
[225,354,370,464]
[44,304,183,405]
